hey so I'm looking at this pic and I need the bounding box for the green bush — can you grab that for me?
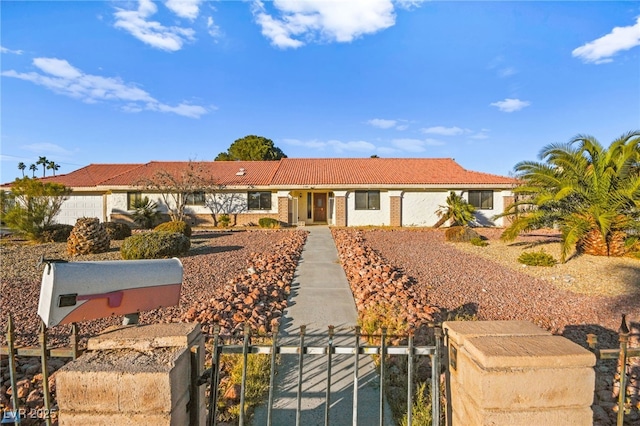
[218,214,231,228]
[444,226,480,242]
[38,224,73,243]
[258,217,279,229]
[154,220,192,237]
[470,236,488,247]
[103,222,132,240]
[518,249,557,267]
[120,232,190,259]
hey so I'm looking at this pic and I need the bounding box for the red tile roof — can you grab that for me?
[271,158,516,186]
[100,161,280,187]
[6,158,517,189]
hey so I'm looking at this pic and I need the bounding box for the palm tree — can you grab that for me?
[17,162,26,177]
[498,130,640,262]
[36,156,48,177]
[434,191,476,228]
[47,161,60,176]
[29,164,37,178]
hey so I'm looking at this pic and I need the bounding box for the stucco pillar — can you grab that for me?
[56,323,206,426]
[443,321,596,426]
[333,190,347,227]
[389,190,403,227]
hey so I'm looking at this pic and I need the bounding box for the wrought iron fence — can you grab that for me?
[587,314,640,426]
[1,314,82,425]
[203,324,444,426]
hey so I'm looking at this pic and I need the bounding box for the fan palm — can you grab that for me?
[434,191,476,228]
[498,130,640,262]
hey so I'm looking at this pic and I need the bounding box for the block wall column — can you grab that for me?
[56,323,206,426]
[389,190,403,227]
[443,320,596,426]
[278,196,289,225]
[333,190,347,227]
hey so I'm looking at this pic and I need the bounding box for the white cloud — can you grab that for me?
[572,16,640,64]
[392,138,444,153]
[421,126,467,136]
[469,129,490,140]
[165,0,202,20]
[498,67,517,78]
[2,57,208,119]
[395,0,426,10]
[1,46,23,55]
[207,16,222,38]
[490,98,531,113]
[21,142,73,156]
[284,138,376,153]
[113,0,195,51]
[252,0,396,49]
[367,118,397,129]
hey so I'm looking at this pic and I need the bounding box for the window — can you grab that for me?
[468,190,493,210]
[307,193,312,219]
[354,190,380,210]
[127,192,142,210]
[248,191,272,210]
[185,191,205,206]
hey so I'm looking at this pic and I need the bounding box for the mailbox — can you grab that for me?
[38,258,183,327]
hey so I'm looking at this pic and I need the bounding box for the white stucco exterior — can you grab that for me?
[345,190,391,227]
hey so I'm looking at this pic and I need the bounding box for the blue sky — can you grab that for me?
[1,0,639,184]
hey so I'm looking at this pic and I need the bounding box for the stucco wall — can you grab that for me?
[401,191,449,227]
[345,191,391,227]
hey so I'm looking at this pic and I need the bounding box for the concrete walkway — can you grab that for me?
[252,226,393,425]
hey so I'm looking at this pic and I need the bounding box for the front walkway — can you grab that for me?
[252,226,393,425]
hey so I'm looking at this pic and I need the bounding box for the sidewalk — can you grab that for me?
[252,226,393,425]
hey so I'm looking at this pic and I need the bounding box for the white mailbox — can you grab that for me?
[38,258,183,327]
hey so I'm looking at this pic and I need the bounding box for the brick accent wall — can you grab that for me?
[278,197,289,225]
[390,196,402,227]
[502,195,515,226]
[335,196,347,227]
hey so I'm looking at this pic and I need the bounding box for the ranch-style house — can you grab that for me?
[8,158,518,228]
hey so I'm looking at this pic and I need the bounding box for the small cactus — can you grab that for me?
[67,217,110,256]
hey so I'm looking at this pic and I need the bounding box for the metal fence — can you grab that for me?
[587,314,640,426]
[1,315,81,425]
[204,324,444,426]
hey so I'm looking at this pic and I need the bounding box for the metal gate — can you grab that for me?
[204,324,444,426]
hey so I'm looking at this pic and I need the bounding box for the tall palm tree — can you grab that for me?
[36,156,48,177]
[498,130,640,262]
[29,164,37,178]
[17,162,26,177]
[47,161,60,176]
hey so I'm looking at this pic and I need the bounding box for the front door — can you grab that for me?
[313,193,327,222]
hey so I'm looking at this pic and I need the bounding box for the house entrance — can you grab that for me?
[313,193,327,222]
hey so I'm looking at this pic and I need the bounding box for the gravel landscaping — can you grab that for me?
[1,226,639,425]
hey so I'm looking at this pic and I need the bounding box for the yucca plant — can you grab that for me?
[497,130,640,262]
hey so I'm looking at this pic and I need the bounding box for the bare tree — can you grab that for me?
[137,161,219,222]
[205,190,248,227]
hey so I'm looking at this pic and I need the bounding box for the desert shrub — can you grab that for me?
[38,224,73,243]
[470,236,488,247]
[154,220,192,237]
[400,382,433,426]
[218,214,231,228]
[518,249,557,267]
[120,231,190,259]
[444,226,480,242]
[103,222,132,240]
[258,217,279,229]
[132,196,159,229]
